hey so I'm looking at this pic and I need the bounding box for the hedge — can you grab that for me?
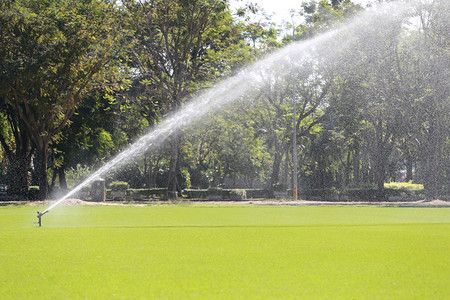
[28,186,40,200]
[109,181,130,191]
[301,187,425,201]
[183,188,248,200]
[245,189,272,199]
[127,188,167,199]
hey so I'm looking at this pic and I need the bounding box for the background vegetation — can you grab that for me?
[0,0,448,200]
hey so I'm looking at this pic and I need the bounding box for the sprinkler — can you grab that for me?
[35,210,48,227]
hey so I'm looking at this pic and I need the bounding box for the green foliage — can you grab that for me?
[125,0,239,112]
[0,0,130,198]
[282,0,363,42]
[127,188,167,199]
[0,0,447,202]
[345,188,379,201]
[302,188,340,199]
[105,162,145,189]
[385,181,424,190]
[183,188,247,200]
[184,107,270,188]
[302,185,425,201]
[230,189,247,200]
[0,0,128,138]
[347,182,377,189]
[27,186,40,200]
[109,181,130,191]
[183,189,210,199]
[65,164,92,189]
[233,1,280,52]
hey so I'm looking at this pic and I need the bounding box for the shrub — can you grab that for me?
[127,188,167,199]
[207,188,230,200]
[109,181,130,191]
[384,181,424,190]
[246,189,271,199]
[345,188,379,201]
[65,164,92,188]
[347,183,377,189]
[183,189,209,199]
[27,186,40,200]
[230,189,246,200]
[303,189,339,198]
[183,188,247,200]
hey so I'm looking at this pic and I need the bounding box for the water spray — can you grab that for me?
[33,176,99,226]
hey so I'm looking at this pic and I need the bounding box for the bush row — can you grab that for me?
[183,189,291,200]
[183,188,248,200]
[127,188,167,199]
[13,186,429,202]
[105,188,167,200]
[302,188,425,201]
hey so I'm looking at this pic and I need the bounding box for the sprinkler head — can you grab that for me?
[35,211,48,227]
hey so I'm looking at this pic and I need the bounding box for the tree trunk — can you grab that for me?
[50,167,58,189]
[374,130,387,200]
[59,167,67,190]
[374,154,386,200]
[343,150,352,188]
[423,117,441,200]
[405,155,413,182]
[283,149,289,190]
[175,155,183,196]
[36,144,49,200]
[269,143,283,191]
[352,147,360,185]
[167,134,180,199]
[145,155,159,188]
[0,112,33,197]
[7,154,30,196]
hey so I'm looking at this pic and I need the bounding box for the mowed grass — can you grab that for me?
[0,205,449,299]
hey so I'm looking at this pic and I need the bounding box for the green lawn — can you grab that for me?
[0,204,449,299]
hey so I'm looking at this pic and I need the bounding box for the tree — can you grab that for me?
[0,0,128,198]
[281,0,362,42]
[50,91,136,191]
[184,105,268,189]
[125,0,246,197]
[397,0,450,199]
[248,55,329,192]
[0,97,34,195]
[317,0,449,199]
[234,1,280,51]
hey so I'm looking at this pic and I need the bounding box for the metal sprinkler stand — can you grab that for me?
[35,211,48,227]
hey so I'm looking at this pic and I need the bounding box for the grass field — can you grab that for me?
[0,204,449,299]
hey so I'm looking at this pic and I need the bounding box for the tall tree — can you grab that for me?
[126,0,244,197]
[234,1,279,51]
[281,0,362,42]
[250,56,329,192]
[398,0,450,199]
[0,0,128,198]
